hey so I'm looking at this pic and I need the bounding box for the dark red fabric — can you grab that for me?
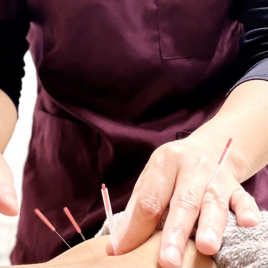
[8,0,267,264]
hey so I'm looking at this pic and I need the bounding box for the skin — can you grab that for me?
[0,81,266,265]
[106,80,268,267]
[0,89,18,216]
[5,232,216,268]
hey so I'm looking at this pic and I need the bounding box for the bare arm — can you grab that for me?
[6,232,216,268]
[190,79,268,183]
[109,79,267,267]
[0,89,19,215]
[108,0,268,265]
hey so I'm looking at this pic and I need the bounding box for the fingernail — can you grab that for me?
[244,210,259,223]
[5,195,19,211]
[200,229,218,244]
[164,246,182,267]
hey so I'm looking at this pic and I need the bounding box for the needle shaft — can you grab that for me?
[55,230,71,249]
[80,232,86,241]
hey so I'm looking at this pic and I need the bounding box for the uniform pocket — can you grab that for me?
[158,0,241,60]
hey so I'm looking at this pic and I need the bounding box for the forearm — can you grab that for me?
[189,79,268,183]
[7,233,216,268]
[0,89,17,154]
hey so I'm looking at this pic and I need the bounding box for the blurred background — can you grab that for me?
[0,51,37,265]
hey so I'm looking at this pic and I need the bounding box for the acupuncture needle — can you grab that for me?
[63,207,96,257]
[63,207,86,241]
[34,208,71,249]
[101,183,117,252]
[206,138,233,190]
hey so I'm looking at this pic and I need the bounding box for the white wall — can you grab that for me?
[0,51,37,265]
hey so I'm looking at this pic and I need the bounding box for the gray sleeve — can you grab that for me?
[228,59,268,95]
[227,0,268,95]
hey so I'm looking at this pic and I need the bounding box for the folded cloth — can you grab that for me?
[214,211,268,268]
[95,210,268,268]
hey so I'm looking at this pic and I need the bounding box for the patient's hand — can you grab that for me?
[9,232,216,267]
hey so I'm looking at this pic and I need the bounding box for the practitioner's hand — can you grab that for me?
[0,153,19,216]
[106,137,260,267]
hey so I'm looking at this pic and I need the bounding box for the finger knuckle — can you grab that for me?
[240,189,254,201]
[150,143,183,173]
[204,216,222,226]
[188,154,208,169]
[165,144,181,156]
[203,191,228,213]
[172,188,199,216]
[170,224,188,243]
[243,191,255,202]
[150,150,169,171]
[137,195,164,223]
[239,190,257,205]
[157,143,182,159]
[234,188,245,197]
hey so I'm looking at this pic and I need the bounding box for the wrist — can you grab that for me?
[187,131,249,184]
[224,145,249,184]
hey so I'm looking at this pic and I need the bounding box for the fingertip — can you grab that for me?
[237,210,260,227]
[7,206,19,216]
[159,246,182,268]
[0,184,19,216]
[159,257,180,268]
[106,240,115,256]
[0,200,19,216]
[196,231,220,256]
[196,240,219,256]
[230,189,260,227]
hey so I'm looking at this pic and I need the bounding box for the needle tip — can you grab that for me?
[102,184,106,190]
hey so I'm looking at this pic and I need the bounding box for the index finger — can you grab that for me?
[112,148,177,255]
[158,164,208,267]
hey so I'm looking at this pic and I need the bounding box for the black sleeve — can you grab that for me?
[228,0,268,94]
[0,0,30,109]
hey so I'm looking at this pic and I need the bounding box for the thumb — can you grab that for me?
[0,154,19,216]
